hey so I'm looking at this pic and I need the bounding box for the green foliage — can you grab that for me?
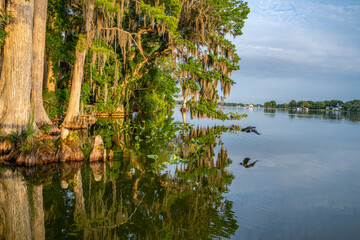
[81,82,92,105]
[0,10,11,47]
[19,141,32,152]
[227,112,247,120]
[37,0,249,122]
[131,65,178,113]
[264,100,277,108]
[19,138,56,153]
[40,125,52,135]
[140,1,180,32]
[189,99,231,120]
[340,100,360,111]
[8,132,25,143]
[176,0,249,118]
[95,0,120,13]
[266,99,360,111]
[92,119,115,150]
[210,0,250,36]
[289,100,297,108]
[55,88,71,116]
[43,89,59,119]
[26,107,36,139]
[147,154,158,160]
[61,130,80,147]
[76,34,87,51]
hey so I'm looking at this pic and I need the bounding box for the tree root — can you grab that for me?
[0,130,85,166]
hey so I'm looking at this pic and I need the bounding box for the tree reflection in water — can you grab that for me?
[0,116,258,239]
[0,162,83,240]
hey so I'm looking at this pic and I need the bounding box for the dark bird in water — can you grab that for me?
[241,126,260,135]
[240,158,259,168]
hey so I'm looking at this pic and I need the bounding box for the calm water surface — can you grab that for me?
[1,107,360,239]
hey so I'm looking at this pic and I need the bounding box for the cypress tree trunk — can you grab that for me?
[0,0,5,77]
[62,0,95,128]
[46,57,56,91]
[62,48,87,127]
[31,0,59,132]
[0,0,34,136]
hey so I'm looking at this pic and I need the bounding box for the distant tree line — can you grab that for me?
[219,99,360,112]
[265,99,360,111]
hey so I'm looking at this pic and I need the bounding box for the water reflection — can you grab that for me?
[264,109,276,116]
[286,109,360,123]
[0,168,35,240]
[0,163,83,240]
[0,123,249,239]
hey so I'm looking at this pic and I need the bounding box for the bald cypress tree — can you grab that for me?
[176,0,249,119]
[62,0,95,128]
[0,0,35,136]
[0,0,58,137]
[32,0,60,133]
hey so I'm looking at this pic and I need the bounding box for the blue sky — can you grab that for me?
[227,0,360,104]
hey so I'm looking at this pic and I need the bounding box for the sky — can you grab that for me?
[227,0,360,104]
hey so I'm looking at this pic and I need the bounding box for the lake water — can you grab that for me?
[1,107,360,239]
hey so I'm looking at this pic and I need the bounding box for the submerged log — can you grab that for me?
[89,135,106,162]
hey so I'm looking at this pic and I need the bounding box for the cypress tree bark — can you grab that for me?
[0,0,5,77]
[31,0,59,133]
[0,0,34,136]
[62,48,87,127]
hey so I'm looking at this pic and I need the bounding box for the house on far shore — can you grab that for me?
[296,107,309,112]
[326,104,343,111]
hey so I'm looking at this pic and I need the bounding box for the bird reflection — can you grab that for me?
[240,158,259,168]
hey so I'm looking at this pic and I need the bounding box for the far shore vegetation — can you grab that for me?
[215,99,360,112]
